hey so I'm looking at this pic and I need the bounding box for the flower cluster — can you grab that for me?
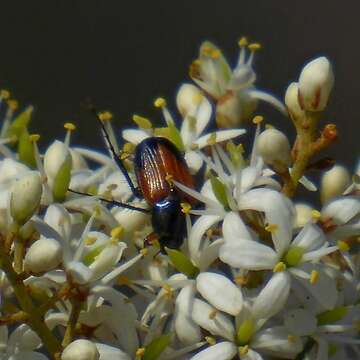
[0,39,359,360]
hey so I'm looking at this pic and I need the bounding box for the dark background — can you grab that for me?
[1,0,359,170]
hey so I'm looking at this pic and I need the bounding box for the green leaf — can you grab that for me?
[166,248,199,278]
[7,106,33,140]
[143,334,171,360]
[17,129,36,168]
[210,174,229,210]
[53,158,72,202]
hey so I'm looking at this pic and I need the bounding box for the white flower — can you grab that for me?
[219,198,338,309]
[190,273,302,360]
[298,56,334,112]
[61,339,100,360]
[189,40,287,127]
[122,83,245,174]
[0,324,49,360]
[284,82,305,119]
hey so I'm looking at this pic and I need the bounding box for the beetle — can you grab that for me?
[74,107,197,253]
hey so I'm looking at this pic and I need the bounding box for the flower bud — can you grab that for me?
[321,165,351,204]
[24,238,62,273]
[216,91,257,128]
[10,171,42,225]
[298,56,334,111]
[284,82,304,119]
[44,140,72,201]
[256,128,291,169]
[176,83,203,117]
[61,339,100,360]
[294,203,314,228]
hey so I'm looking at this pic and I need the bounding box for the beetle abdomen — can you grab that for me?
[134,137,195,205]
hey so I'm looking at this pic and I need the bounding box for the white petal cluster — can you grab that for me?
[0,40,358,360]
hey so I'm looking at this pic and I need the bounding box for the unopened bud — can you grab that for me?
[294,203,314,228]
[298,56,334,112]
[44,140,72,201]
[176,83,204,117]
[284,82,304,119]
[61,339,100,360]
[10,171,42,225]
[24,238,62,273]
[321,165,351,204]
[256,128,291,169]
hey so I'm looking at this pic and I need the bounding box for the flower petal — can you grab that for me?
[185,150,204,174]
[194,129,246,149]
[174,284,202,345]
[190,342,237,360]
[189,215,222,263]
[284,308,317,336]
[122,129,150,145]
[95,343,131,360]
[292,224,326,252]
[321,196,360,225]
[251,326,303,359]
[220,240,278,270]
[196,272,243,315]
[191,299,235,341]
[252,272,291,320]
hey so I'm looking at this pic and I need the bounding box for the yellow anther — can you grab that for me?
[190,143,199,150]
[64,122,76,131]
[84,236,97,246]
[311,210,321,220]
[205,336,216,345]
[273,262,287,273]
[208,309,218,319]
[29,134,40,142]
[117,275,132,286]
[162,284,173,300]
[265,223,278,234]
[310,270,319,284]
[210,48,221,59]
[265,124,274,129]
[288,335,297,343]
[238,37,249,47]
[201,45,213,57]
[135,347,145,358]
[165,174,174,185]
[181,202,192,214]
[248,43,262,51]
[252,115,264,124]
[206,133,217,146]
[111,226,124,240]
[98,111,113,121]
[238,345,249,356]
[140,248,149,256]
[154,97,167,108]
[337,240,350,252]
[7,99,18,111]
[0,89,10,99]
[123,142,135,154]
[132,114,153,129]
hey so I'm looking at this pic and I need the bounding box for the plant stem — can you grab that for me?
[62,297,82,348]
[0,244,62,358]
[13,238,25,274]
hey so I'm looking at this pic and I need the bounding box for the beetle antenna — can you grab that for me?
[84,101,141,198]
[68,188,150,213]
